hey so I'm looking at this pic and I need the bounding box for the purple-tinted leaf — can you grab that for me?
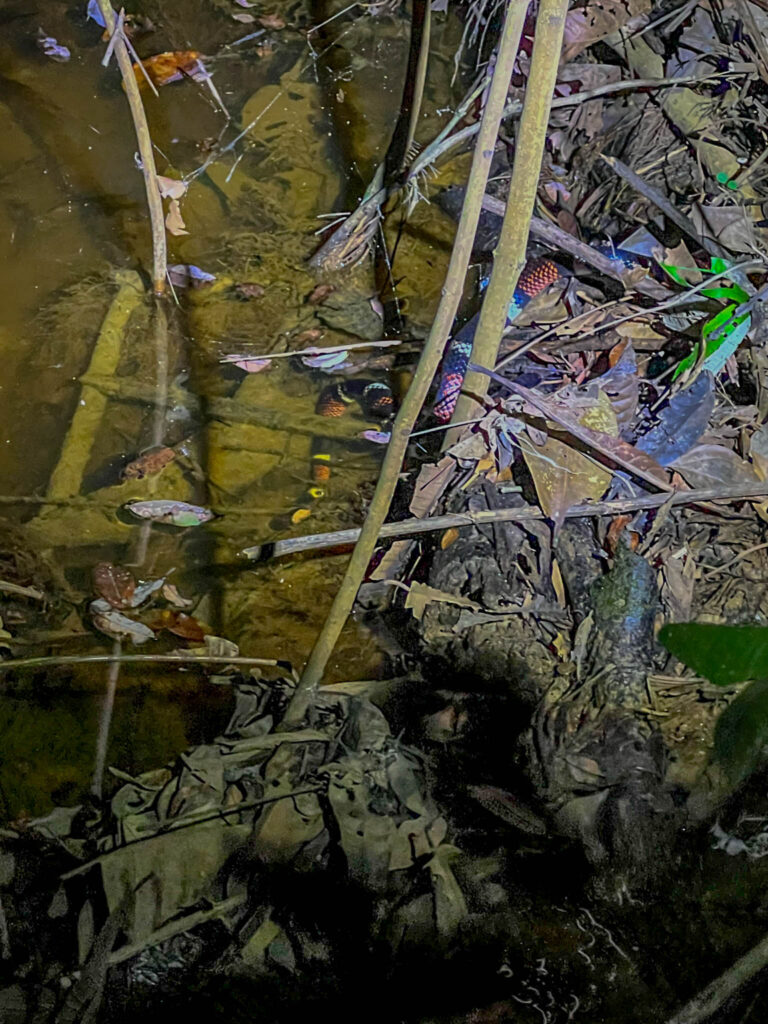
[358,430,391,444]
[636,372,715,466]
[37,30,71,62]
[187,264,215,283]
[669,443,759,489]
[125,500,214,527]
[234,358,271,373]
[302,350,350,370]
[86,0,107,27]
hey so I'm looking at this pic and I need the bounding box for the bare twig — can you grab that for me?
[281,0,532,727]
[96,1,167,295]
[0,653,289,672]
[241,482,768,560]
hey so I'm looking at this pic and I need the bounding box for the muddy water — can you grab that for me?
[0,0,464,818]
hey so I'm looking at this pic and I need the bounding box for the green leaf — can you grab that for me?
[672,305,749,380]
[714,678,768,785]
[659,262,689,287]
[700,285,750,304]
[702,303,740,340]
[659,623,768,685]
[709,257,731,275]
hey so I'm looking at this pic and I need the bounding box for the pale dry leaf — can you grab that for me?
[404,582,480,621]
[409,457,456,518]
[165,198,189,236]
[156,175,188,200]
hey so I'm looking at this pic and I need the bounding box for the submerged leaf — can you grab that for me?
[92,562,136,610]
[37,30,71,62]
[125,500,214,527]
[165,199,189,236]
[90,602,155,645]
[134,51,203,88]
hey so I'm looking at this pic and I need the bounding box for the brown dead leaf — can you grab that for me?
[294,328,324,345]
[405,582,480,621]
[369,539,414,582]
[165,199,189,236]
[409,457,456,518]
[307,283,336,304]
[92,563,135,610]
[234,282,265,300]
[122,447,176,480]
[149,609,212,641]
[669,443,760,489]
[134,51,202,88]
[259,13,286,29]
[441,528,460,550]
[563,0,650,61]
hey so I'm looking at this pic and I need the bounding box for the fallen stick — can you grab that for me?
[0,653,291,673]
[96,1,167,294]
[241,482,768,560]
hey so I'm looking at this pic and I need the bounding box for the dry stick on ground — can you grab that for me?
[0,653,289,672]
[279,0,532,728]
[96,1,167,295]
[447,0,570,441]
[241,482,768,560]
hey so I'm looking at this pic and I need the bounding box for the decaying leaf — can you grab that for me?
[409,457,456,518]
[259,12,286,29]
[637,373,715,466]
[669,443,760,489]
[90,601,155,645]
[149,609,212,641]
[521,391,618,528]
[165,199,189,236]
[133,50,203,87]
[234,282,265,300]
[156,175,187,199]
[122,447,176,480]
[168,264,215,289]
[162,583,194,608]
[37,29,70,62]
[562,0,651,61]
[92,562,135,609]
[405,582,481,621]
[125,500,214,527]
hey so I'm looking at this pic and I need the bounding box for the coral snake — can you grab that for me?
[284,244,638,526]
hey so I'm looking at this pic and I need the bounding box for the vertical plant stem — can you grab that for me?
[96,1,167,295]
[282,0,531,728]
[448,0,569,432]
[91,640,121,798]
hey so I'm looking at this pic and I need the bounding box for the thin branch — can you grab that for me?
[0,653,290,673]
[281,0,532,728]
[241,483,768,560]
[96,1,167,295]
[448,0,570,435]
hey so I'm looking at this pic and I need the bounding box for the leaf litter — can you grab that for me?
[11,1,768,1022]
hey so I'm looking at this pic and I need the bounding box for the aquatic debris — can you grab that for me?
[125,499,214,527]
[359,430,391,444]
[234,282,265,300]
[86,0,106,27]
[149,609,212,641]
[233,358,271,373]
[37,29,70,62]
[156,175,188,199]
[133,50,205,88]
[168,264,215,289]
[90,600,156,645]
[165,199,189,236]
[302,350,351,371]
[92,562,135,609]
[122,446,177,479]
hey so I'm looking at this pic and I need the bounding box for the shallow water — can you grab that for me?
[0,0,463,819]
